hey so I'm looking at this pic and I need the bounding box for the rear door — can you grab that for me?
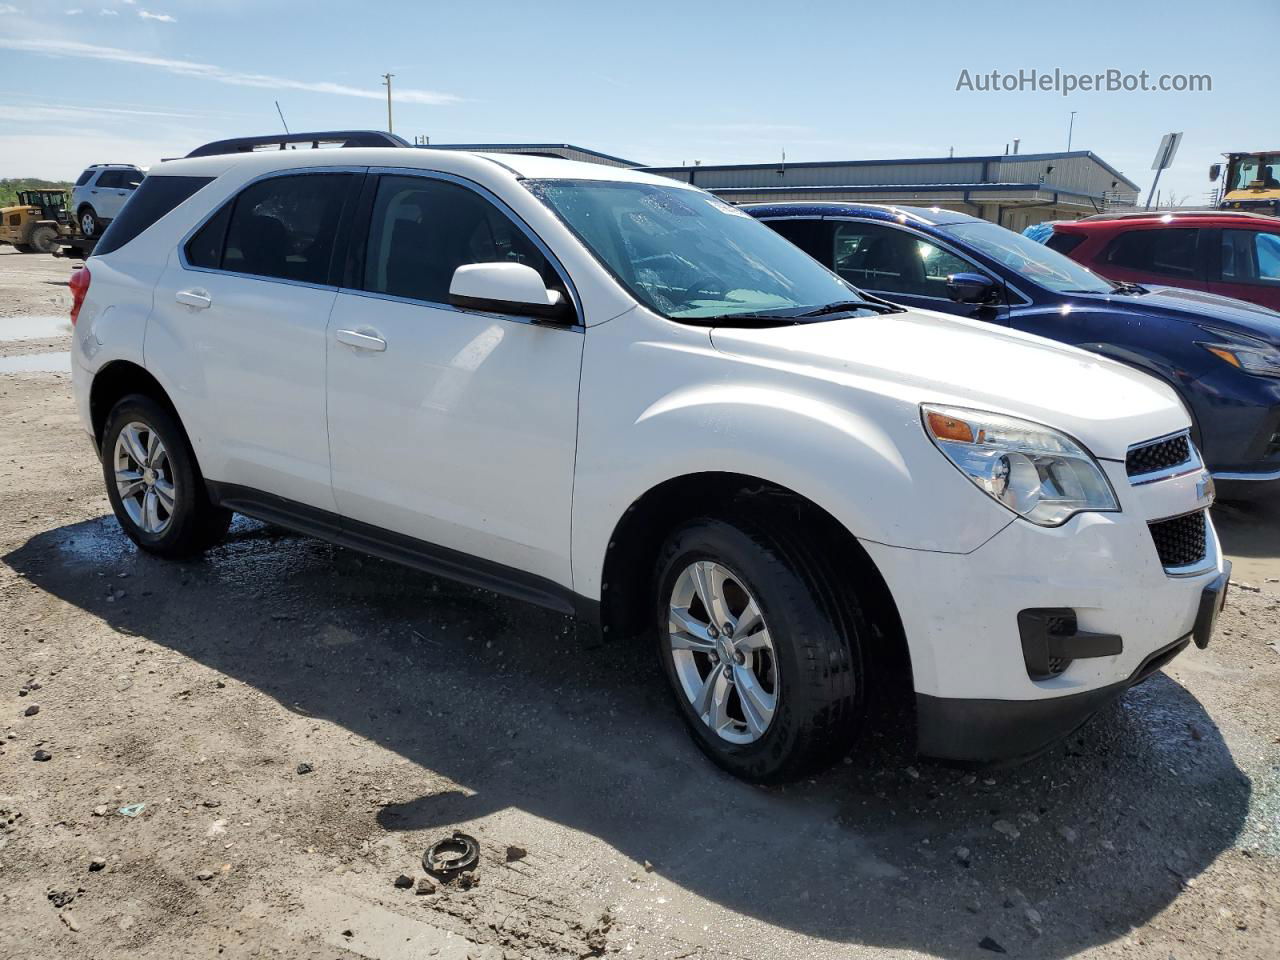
[93,171,137,220]
[324,171,584,588]
[148,169,361,511]
[1211,226,1280,311]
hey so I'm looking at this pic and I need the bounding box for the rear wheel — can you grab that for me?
[654,515,862,782]
[13,243,33,253]
[78,206,100,237]
[101,395,231,558]
[30,225,58,254]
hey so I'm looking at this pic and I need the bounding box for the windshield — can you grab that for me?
[940,220,1115,295]
[1231,155,1280,190]
[526,179,861,320]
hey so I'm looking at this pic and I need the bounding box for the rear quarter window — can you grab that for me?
[1045,231,1086,256]
[93,176,214,257]
[75,169,95,187]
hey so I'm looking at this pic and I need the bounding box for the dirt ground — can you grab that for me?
[1,247,1278,960]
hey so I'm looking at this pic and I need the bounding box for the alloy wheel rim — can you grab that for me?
[668,560,778,744]
[113,421,175,535]
[81,213,94,235]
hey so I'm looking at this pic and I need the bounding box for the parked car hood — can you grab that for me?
[1082,286,1280,344]
[709,309,1188,461]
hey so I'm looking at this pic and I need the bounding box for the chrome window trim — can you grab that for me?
[333,286,583,333]
[1126,429,1202,485]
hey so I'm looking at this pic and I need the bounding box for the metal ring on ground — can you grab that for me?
[423,832,480,875]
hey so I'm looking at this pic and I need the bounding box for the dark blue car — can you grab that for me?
[749,203,1280,498]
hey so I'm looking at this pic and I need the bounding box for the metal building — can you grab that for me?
[642,151,1140,231]
[425,143,1140,230]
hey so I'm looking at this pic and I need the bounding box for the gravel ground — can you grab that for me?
[1,248,1278,960]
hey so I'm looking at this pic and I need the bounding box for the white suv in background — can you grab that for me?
[68,134,1230,780]
[71,163,144,236]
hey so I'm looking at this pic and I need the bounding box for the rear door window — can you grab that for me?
[218,173,357,285]
[1102,228,1201,279]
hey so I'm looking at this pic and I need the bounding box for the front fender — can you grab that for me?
[570,313,1012,600]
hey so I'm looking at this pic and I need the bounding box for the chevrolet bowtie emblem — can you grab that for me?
[1196,473,1216,506]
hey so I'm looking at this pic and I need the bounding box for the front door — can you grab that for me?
[325,173,584,587]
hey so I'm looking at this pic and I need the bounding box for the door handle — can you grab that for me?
[336,329,387,352]
[175,289,212,310]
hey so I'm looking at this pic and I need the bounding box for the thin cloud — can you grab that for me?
[0,4,19,13]
[0,37,461,105]
[138,9,175,21]
[101,8,119,14]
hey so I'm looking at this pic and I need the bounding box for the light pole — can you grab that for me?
[382,73,395,134]
[1067,111,1077,151]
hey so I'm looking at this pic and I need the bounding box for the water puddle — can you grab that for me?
[0,352,71,373]
[0,315,73,341]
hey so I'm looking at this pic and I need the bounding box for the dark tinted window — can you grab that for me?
[765,218,833,261]
[1045,231,1086,256]
[832,222,969,297]
[1222,229,1280,287]
[1102,228,1200,278]
[222,173,355,285]
[75,169,95,187]
[94,175,213,257]
[363,175,558,304]
[185,202,233,269]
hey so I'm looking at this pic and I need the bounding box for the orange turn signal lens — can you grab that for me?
[926,411,975,443]
[1205,346,1241,369]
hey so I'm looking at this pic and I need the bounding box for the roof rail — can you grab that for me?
[1078,209,1277,222]
[185,130,411,158]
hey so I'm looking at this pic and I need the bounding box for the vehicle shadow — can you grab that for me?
[1212,496,1280,562]
[5,515,1251,958]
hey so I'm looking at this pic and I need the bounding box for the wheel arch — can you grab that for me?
[598,471,914,714]
[89,360,182,450]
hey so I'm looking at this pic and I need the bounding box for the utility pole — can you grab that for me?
[1067,111,1077,151]
[381,73,395,134]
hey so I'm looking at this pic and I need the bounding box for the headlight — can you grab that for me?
[921,404,1119,527]
[1197,335,1280,379]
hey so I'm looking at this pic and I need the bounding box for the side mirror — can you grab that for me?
[946,272,999,305]
[1209,163,1221,182]
[448,262,575,323]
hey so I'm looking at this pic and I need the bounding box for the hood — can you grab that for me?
[1080,286,1280,344]
[709,309,1188,461]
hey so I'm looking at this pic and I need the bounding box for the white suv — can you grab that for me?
[69,135,1230,780]
[71,163,144,237]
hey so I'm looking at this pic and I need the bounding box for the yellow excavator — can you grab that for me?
[0,189,73,253]
[1212,151,1280,216]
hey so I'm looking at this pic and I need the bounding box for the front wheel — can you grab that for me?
[78,207,100,237]
[30,225,58,254]
[654,516,862,782]
[101,395,231,558]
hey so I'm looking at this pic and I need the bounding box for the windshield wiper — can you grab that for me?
[796,299,905,317]
[676,313,805,328]
[1110,282,1149,295]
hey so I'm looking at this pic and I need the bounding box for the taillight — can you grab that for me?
[69,265,90,326]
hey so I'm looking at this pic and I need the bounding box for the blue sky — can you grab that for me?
[1,0,1275,202]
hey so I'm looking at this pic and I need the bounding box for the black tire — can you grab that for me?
[78,206,100,238]
[13,243,33,253]
[101,394,232,558]
[30,225,58,255]
[654,515,862,782]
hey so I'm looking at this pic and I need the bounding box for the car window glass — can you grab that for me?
[765,218,833,261]
[1102,228,1199,278]
[832,222,969,297]
[362,175,559,305]
[95,176,213,257]
[95,171,121,189]
[75,169,94,187]
[1045,232,1085,256]
[221,173,354,285]
[1222,230,1280,287]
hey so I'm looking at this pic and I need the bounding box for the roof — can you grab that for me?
[744,201,982,226]
[1058,210,1280,228]
[642,150,1140,193]
[426,143,641,167]
[149,146,684,189]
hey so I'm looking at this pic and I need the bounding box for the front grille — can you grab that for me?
[1127,433,1192,478]
[1148,510,1207,570]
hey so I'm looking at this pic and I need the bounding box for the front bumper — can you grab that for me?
[916,566,1229,763]
[861,459,1227,761]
